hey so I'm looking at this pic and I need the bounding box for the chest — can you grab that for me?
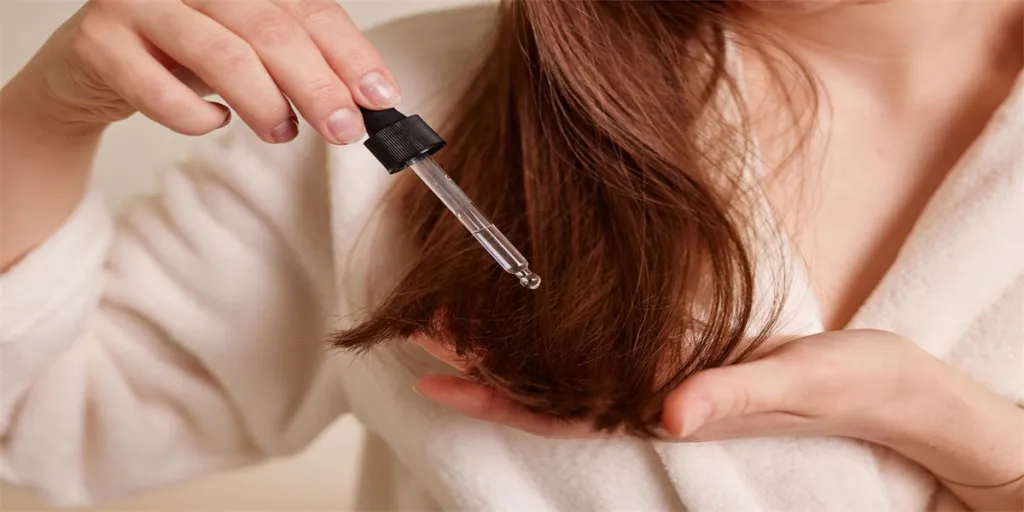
[761,76,1016,330]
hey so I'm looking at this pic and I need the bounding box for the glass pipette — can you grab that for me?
[359,107,541,290]
[407,156,541,289]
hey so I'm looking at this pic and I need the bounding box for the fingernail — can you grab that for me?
[359,71,400,107]
[270,116,298,143]
[678,402,712,438]
[651,425,673,440]
[214,103,232,128]
[326,108,365,144]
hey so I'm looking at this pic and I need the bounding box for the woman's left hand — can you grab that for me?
[411,329,1024,510]
[410,329,931,441]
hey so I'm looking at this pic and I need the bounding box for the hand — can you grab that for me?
[12,0,398,143]
[411,329,931,440]
[411,329,1024,509]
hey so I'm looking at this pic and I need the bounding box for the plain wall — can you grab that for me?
[0,1,476,510]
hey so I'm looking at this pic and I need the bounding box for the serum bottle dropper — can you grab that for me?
[359,107,541,290]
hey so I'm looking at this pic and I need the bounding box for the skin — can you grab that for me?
[413,330,1024,510]
[752,0,1024,330]
[2,0,1022,509]
[412,1,1024,510]
[1,0,396,271]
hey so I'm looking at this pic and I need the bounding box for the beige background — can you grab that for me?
[0,1,475,510]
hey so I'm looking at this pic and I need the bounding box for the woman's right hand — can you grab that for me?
[1,0,398,270]
[20,0,399,143]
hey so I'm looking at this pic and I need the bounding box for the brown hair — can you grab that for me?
[333,0,814,436]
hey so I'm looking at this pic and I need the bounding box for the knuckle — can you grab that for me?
[701,370,752,417]
[67,33,93,63]
[84,0,134,24]
[85,0,117,14]
[245,11,299,47]
[480,388,515,422]
[732,380,755,417]
[303,78,346,104]
[136,82,181,114]
[68,14,106,60]
[199,36,252,70]
[858,329,905,344]
[290,0,346,24]
[336,47,374,74]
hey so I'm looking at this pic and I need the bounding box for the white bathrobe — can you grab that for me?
[2,5,1021,511]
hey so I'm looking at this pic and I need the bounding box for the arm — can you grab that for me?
[871,358,1024,510]
[1,92,345,506]
[1,0,402,504]
[0,71,101,272]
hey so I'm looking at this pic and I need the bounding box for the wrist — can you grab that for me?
[857,349,956,447]
[2,69,108,142]
[1,70,104,271]
[864,353,1024,488]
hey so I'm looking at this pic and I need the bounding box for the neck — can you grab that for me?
[745,1,1022,95]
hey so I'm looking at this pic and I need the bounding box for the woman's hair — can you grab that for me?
[333,0,815,436]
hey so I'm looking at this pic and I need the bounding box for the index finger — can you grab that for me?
[272,0,400,108]
[415,375,608,439]
[408,332,477,373]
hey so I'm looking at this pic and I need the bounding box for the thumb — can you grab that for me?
[662,357,799,437]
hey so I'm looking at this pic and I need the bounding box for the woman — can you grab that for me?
[1,0,1021,509]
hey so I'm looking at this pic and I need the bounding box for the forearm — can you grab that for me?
[871,361,1024,510]
[1,72,104,272]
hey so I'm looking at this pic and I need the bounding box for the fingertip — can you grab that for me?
[357,70,401,109]
[414,375,490,412]
[661,396,715,439]
[660,408,684,439]
[661,373,716,437]
[412,378,429,398]
[325,107,365,145]
[413,374,455,396]
[660,392,693,438]
[415,374,475,395]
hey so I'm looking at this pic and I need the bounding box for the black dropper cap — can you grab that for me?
[359,106,446,174]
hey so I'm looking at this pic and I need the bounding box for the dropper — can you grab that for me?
[359,107,541,290]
